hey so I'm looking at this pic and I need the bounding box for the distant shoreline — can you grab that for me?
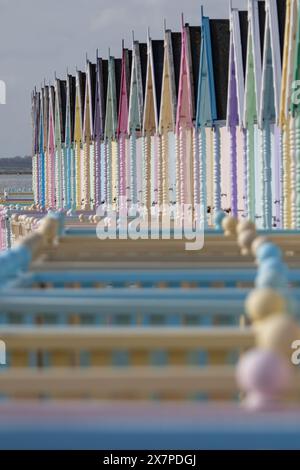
[0,171,32,175]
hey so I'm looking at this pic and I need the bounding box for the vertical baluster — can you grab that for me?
[230,125,238,218]
[179,126,185,206]
[175,132,180,210]
[76,142,81,210]
[296,113,300,229]
[95,138,101,208]
[156,134,162,208]
[247,125,255,221]
[161,131,169,208]
[262,120,272,230]
[193,127,199,211]
[106,140,112,207]
[213,125,221,214]
[290,116,296,228]
[199,126,207,227]
[130,130,137,207]
[143,132,151,210]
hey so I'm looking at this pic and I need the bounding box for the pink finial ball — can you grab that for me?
[236,349,292,411]
[245,288,287,323]
[222,216,238,237]
[78,214,85,223]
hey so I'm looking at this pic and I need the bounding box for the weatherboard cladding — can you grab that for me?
[171,32,182,96]
[210,19,230,121]
[239,11,249,75]
[152,40,164,115]
[189,26,201,110]
[258,0,266,61]
[277,0,286,61]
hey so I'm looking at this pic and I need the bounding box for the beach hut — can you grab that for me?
[38,88,46,208]
[104,55,122,208]
[196,14,229,224]
[31,90,39,205]
[47,85,56,208]
[143,34,164,211]
[291,0,300,228]
[280,0,298,228]
[128,40,147,208]
[42,86,49,209]
[227,7,248,218]
[94,55,108,209]
[159,27,181,207]
[74,70,86,210]
[243,0,265,223]
[259,0,286,229]
[117,45,132,208]
[83,61,96,210]
[54,78,67,209]
[176,19,201,211]
[64,74,76,210]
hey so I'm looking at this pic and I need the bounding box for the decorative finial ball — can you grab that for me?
[236,219,256,236]
[256,242,282,264]
[237,230,257,255]
[222,216,238,237]
[251,236,269,257]
[214,211,226,230]
[258,258,288,278]
[255,315,300,358]
[245,288,287,323]
[255,269,288,290]
[236,349,292,411]
[93,215,101,223]
[78,214,85,223]
[88,215,94,223]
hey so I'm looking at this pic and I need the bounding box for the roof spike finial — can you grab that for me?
[108,47,111,58]
[200,5,204,21]
[147,26,151,46]
[229,0,233,14]
[122,38,125,50]
[164,18,167,32]
[181,12,184,30]
[54,71,57,80]
[132,30,135,43]
[96,48,99,60]
[86,52,88,64]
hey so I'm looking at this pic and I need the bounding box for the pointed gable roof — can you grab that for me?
[227,9,248,127]
[105,56,121,139]
[128,41,147,131]
[75,70,86,135]
[260,0,286,125]
[143,37,164,133]
[83,61,96,139]
[117,48,132,136]
[176,20,201,132]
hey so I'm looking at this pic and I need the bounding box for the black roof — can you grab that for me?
[210,19,230,120]
[114,58,122,111]
[239,11,248,76]
[59,80,67,142]
[139,43,148,98]
[89,63,96,128]
[152,40,164,115]
[258,0,266,61]
[188,26,201,112]
[78,71,86,124]
[171,32,182,96]
[67,75,76,142]
[277,0,286,61]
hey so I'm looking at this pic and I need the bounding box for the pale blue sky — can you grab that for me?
[0,0,247,158]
